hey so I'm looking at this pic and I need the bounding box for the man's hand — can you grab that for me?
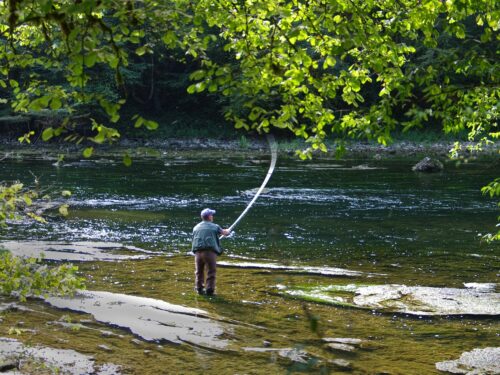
[221,228,231,236]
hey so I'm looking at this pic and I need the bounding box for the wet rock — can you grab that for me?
[0,240,154,262]
[435,347,500,374]
[49,320,90,332]
[352,284,499,316]
[263,340,272,347]
[100,330,117,338]
[325,343,357,353]
[0,303,37,314]
[242,347,310,364]
[0,337,120,374]
[463,283,497,292]
[218,261,363,277]
[278,283,500,316]
[322,337,363,346]
[45,290,230,349]
[352,164,378,170]
[412,157,443,172]
[98,344,113,352]
[329,358,352,370]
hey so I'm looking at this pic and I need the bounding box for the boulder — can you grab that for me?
[412,157,444,172]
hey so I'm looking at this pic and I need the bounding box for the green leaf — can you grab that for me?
[123,153,132,167]
[58,204,69,217]
[145,120,158,130]
[61,190,72,197]
[23,196,32,206]
[134,116,144,128]
[84,52,97,68]
[42,128,54,141]
[50,98,62,110]
[136,45,147,56]
[83,147,93,158]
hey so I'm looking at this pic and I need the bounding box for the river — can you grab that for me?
[0,149,498,374]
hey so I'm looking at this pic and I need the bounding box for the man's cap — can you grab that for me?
[200,208,216,219]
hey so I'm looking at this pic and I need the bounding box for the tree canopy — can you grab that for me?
[0,0,497,154]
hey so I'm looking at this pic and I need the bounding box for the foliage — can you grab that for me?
[0,181,83,300]
[0,0,496,157]
[185,0,498,158]
[0,181,43,226]
[481,178,500,242]
[0,180,72,225]
[0,251,85,301]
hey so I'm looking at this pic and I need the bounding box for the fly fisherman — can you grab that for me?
[192,208,230,296]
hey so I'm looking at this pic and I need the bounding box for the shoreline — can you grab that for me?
[0,136,498,160]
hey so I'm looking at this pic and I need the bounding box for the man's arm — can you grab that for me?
[220,228,231,236]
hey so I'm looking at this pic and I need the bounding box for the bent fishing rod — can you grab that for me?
[220,134,277,239]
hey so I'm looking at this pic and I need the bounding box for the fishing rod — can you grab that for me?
[220,134,277,239]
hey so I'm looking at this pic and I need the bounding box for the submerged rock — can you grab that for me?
[412,157,444,172]
[98,344,113,352]
[218,261,363,277]
[329,358,352,370]
[0,337,120,374]
[435,347,500,374]
[325,342,357,353]
[242,347,311,364]
[45,290,230,349]
[322,337,364,346]
[277,283,500,316]
[0,240,155,262]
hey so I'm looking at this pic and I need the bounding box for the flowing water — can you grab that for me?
[0,149,499,374]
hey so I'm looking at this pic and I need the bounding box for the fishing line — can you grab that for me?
[220,134,277,239]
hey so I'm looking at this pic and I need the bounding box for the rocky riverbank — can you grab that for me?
[0,136,498,160]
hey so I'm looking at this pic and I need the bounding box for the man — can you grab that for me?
[192,208,230,296]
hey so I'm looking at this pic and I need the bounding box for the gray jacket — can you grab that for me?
[192,221,223,255]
